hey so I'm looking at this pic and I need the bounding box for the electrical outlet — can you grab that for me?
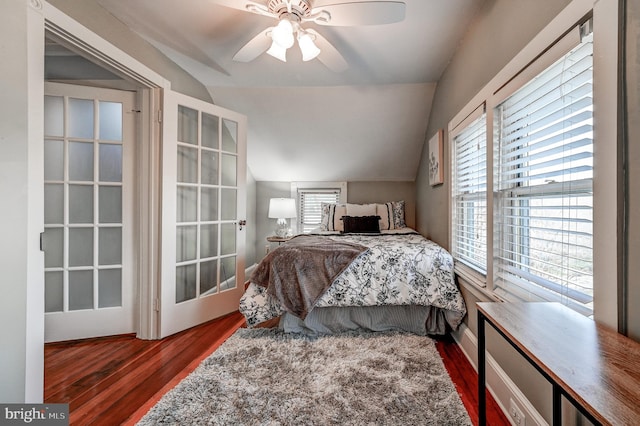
[509,398,526,426]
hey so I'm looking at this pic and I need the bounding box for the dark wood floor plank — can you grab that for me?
[436,335,510,426]
[45,337,157,402]
[45,313,509,425]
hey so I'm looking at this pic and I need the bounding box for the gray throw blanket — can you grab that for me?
[250,235,368,319]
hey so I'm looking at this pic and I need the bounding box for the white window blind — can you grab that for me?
[494,31,594,316]
[298,189,340,233]
[452,112,487,274]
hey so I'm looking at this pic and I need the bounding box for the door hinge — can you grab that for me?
[153,298,160,312]
[157,110,163,123]
[39,232,44,252]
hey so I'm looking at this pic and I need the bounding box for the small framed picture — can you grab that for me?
[428,129,444,186]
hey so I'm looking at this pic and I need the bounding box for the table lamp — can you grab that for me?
[268,198,297,238]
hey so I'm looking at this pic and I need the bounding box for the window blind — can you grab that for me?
[494,31,594,316]
[452,113,487,274]
[298,189,340,233]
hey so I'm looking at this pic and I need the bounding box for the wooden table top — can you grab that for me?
[266,236,292,243]
[477,302,640,426]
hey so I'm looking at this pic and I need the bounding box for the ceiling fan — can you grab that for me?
[218,0,406,72]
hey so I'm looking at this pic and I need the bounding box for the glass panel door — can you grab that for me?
[43,82,135,342]
[175,106,239,302]
[160,90,246,338]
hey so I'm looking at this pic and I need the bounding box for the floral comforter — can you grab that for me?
[239,230,466,329]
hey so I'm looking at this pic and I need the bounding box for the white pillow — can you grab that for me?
[346,203,377,217]
[376,203,392,230]
[333,204,347,232]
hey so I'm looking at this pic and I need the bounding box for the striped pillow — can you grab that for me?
[376,201,406,230]
[320,203,347,231]
[376,203,393,230]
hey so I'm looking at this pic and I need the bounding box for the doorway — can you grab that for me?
[43,33,152,343]
[42,30,246,342]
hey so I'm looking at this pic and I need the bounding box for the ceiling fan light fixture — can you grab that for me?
[267,40,288,62]
[271,18,295,49]
[298,32,321,61]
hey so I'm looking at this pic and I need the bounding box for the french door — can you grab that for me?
[43,83,136,342]
[160,90,246,338]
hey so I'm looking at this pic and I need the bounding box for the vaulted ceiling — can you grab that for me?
[95,0,485,181]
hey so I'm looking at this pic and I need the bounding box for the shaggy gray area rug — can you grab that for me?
[137,328,472,425]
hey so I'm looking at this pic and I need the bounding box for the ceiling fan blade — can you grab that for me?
[306,29,348,72]
[233,27,273,62]
[210,0,268,13]
[309,1,406,26]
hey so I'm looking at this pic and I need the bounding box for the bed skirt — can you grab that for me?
[279,305,460,336]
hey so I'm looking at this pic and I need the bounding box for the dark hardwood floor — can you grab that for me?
[435,335,510,426]
[44,312,246,425]
[45,313,509,425]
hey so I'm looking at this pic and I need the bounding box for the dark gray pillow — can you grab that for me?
[341,215,381,233]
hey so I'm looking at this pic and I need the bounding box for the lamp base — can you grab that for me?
[275,218,292,238]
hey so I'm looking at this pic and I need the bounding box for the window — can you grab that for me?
[493,32,594,315]
[451,110,488,274]
[448,18,608,318]
[292,182,346,233]
[297,189,341,233]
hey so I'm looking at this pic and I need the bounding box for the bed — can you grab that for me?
[239,202,467,336]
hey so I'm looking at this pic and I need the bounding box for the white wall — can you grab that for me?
[346,181,416,230]
[255,181,292,258]
[48,0,212,103]
[0,0,45,402]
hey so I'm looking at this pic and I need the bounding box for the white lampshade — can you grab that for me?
[268,198,297,219]
[267,41,288,62]
[298,32,321,61]
[271,19,294,49]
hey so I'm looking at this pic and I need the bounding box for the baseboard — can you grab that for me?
[453,324,548,426]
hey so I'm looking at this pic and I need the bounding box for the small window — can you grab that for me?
[297,189,340,233]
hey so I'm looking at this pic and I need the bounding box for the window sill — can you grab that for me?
[454,262,486,287]
[454,263,503,303]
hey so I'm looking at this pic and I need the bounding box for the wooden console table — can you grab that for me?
[477,302,640,425]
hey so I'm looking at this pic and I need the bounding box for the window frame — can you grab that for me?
[492,36,595,315]
[447,0,620,327]
[291,182,347,234]
[450,104,488,281]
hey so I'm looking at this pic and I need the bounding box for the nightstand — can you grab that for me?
[266,236,292,245]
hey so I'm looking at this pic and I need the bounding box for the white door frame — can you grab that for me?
[40,3,171,342]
